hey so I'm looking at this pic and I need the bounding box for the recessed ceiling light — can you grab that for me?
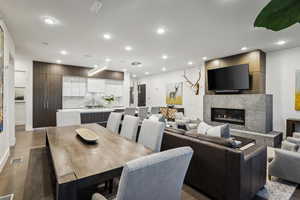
[132,74,137,78]
[162,67,167,72]
[162,54,168,60]
[60,50,68,55]
[103,33,112,40]
[88,66,108,77]
[105,58,111,62]
[56,60,62,64]
[94,64,99,68]
[213,60,220,65]
[156,27,166,35]
[42,16,59,25]
[125,46,133,51]
[241,47,248,51]
[188,61,193,65]
[276,40,286,45]
[202,56,207,60]
[145,72,149,75]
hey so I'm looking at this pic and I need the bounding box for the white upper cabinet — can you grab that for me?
[63,76,86,97]
[87,78,105,93]
[105,80,123,97]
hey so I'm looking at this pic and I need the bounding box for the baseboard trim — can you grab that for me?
[0,148,10,173]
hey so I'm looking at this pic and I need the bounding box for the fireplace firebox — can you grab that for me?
[211,108,245,125]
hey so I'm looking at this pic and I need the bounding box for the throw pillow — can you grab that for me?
[197,122,211,134]
[206,124,230,138]
[293,132,300,139]
[281,140,299,152]
[175,112,184,120]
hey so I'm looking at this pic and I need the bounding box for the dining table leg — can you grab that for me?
[56,181,77,200]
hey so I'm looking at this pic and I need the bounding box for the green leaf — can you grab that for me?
[254,0,300,31]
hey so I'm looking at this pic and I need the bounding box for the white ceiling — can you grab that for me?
[1,0,300,77]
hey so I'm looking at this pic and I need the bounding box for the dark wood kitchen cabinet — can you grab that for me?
[33,72,62,128]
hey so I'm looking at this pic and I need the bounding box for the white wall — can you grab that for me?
[122,72,131,107]
[266,46,300,136]
[137,66,205,120]
[0,20,15,172]
[15,70,27,125]
[15,54,33,131]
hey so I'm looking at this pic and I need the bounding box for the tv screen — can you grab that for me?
[208,64,250,91]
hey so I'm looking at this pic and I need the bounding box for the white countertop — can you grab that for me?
[58,107,125,113]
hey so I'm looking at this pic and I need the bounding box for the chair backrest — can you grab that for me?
[138,119,165,152]
[150,106,160,115]
[138,107,148,122]
[106,112,122,133]
[124,107,136,116]
[56,111,81,127]
[175,112,184,120]
[120,115,139,141]
[116,147,194,200]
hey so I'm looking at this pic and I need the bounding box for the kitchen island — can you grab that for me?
[56,107,125,126]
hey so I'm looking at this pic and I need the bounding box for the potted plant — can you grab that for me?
[254,0,300,31]
[103,95,115,107]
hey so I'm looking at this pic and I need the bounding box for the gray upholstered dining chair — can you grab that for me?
[138,119,165,152]
[150,106,160,115]
[124,107,136,116]
[106,112,122,133]
[92,147,194,200]
[138,107,149,122]
[120,115,139,141]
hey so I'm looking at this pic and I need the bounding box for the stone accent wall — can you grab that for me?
[204,94,273,133]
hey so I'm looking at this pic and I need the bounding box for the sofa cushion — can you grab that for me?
[206,124,230,139]
[184,131,235,148]
[287,137,300,153]
[293,132,300,139]
[197,122,211,135]
[281,140,299,152]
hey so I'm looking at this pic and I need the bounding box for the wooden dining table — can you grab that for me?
[46,123,152,200]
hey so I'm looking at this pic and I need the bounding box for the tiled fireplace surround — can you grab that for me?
[204,94,273,133]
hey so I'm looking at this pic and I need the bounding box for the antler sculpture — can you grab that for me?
[183,70,201,95]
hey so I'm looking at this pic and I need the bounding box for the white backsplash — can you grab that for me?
[63,95,123,109]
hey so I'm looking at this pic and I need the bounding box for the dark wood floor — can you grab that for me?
[0,126,299,200]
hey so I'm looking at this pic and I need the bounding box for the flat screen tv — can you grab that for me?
[208,64,250,91]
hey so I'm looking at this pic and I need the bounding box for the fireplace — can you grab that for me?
[211,108,245,125]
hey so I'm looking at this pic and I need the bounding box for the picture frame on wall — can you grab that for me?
[15,87,25,102]
[295,70,300,111]
[166,82,183,105]
[0,26,4,133]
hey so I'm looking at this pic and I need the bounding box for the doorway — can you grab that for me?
[138,84,146,107]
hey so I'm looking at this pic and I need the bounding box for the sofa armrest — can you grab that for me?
[269,149,300,183]
[243,144,267,161]
[239,144,267,200]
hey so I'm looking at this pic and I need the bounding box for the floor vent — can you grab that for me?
[0,194,14,200]
[10,157,23,165]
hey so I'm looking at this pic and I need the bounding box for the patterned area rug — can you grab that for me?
[257,178,298,200]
